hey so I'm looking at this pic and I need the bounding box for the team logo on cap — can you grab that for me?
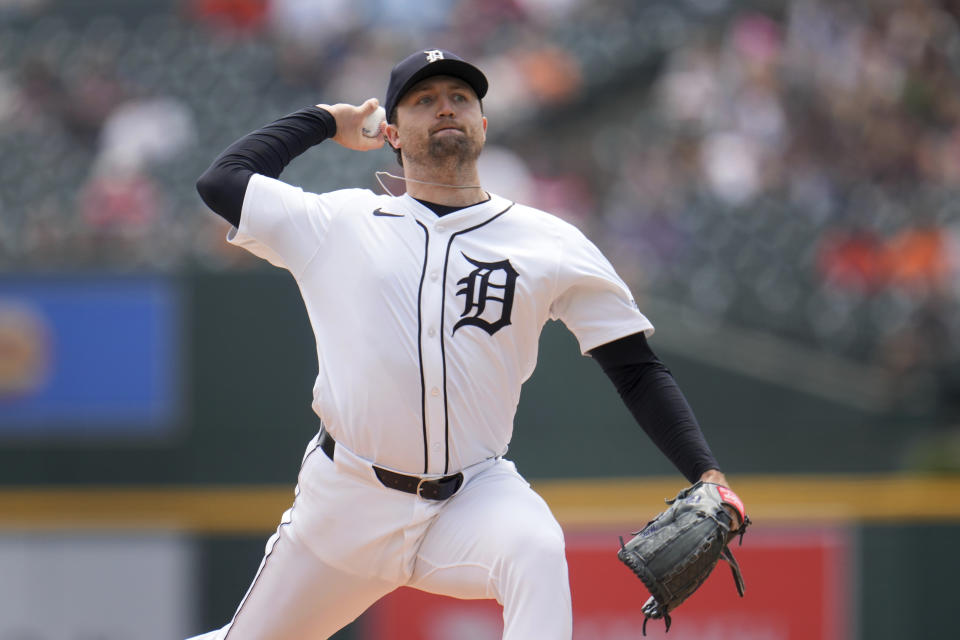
[453,254,518,336]
[424,49,445,63]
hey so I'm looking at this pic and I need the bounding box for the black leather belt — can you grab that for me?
[318,427,463,501]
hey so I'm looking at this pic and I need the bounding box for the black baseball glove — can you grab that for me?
[617,481,750,635]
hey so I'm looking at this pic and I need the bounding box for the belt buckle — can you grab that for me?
[416,477,430,499]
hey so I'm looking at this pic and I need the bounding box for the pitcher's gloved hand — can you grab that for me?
[617,482,750,635]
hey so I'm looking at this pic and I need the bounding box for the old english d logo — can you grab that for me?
[453,253,518,336]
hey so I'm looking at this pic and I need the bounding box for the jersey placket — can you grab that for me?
[418,220,452,475]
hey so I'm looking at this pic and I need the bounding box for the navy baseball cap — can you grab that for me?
[384,49,488,123]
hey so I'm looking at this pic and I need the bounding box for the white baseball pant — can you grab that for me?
[187,433,572,640]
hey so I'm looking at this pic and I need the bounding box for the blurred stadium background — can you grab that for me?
[1,0,959,638]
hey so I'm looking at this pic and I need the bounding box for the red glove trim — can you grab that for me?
[717,486,746,523]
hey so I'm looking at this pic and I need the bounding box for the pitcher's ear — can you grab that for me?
[384,123,400,149]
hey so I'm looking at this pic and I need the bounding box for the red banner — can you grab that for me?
[363,526,852,640]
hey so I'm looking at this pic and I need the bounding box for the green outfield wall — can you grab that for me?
[0,269,935,485]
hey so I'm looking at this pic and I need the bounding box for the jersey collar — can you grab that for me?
[397,192,514,232]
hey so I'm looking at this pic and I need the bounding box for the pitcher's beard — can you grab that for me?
[430,134,479,159]
[405,133,483,169]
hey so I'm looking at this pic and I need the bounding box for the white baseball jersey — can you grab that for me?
[229,173,653,476]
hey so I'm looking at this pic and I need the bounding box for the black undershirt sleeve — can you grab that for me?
[196,106,337,227]
[589,331,720,483]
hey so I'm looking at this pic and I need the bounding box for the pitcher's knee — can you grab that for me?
[527,529,566,566]
[497,528,568,587]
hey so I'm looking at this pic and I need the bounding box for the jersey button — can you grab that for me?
[429,271,439,281]
[428,327,437,337]
[436,225,445,233]
[431,387,440,396]
[431,442,442,451]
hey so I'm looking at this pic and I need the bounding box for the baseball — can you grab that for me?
[361,105,386,138]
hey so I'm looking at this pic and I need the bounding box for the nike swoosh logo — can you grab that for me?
[372,208,404,218]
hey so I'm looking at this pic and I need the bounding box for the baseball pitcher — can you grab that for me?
[189,49,744,640]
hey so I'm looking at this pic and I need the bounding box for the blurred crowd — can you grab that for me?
[2,0,960,407]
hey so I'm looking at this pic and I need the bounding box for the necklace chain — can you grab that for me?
[375,171,482,197]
